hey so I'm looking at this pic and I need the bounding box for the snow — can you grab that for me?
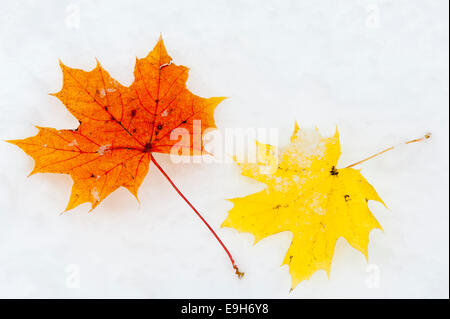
[91,187,100,203]
[68,139,78,147]
[0,0,448,298]
[97,144,111,155]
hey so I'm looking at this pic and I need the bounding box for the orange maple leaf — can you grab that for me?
[9,37,224,211]
[8,37,242,277]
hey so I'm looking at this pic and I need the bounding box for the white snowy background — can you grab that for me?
[0,0,448,298]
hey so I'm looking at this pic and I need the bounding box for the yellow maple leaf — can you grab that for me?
[222,123,386,289]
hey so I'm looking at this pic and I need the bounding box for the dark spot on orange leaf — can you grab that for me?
[143,142,152,153]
